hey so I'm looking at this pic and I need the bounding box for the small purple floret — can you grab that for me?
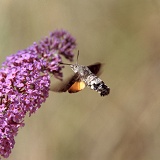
[0,30,76,158]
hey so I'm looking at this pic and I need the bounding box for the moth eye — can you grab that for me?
[84,70,88,75]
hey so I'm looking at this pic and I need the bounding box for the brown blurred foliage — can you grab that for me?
[0,0,160,160]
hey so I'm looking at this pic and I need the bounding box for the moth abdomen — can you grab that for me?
[93,82,110,96]
[85,74,110,96]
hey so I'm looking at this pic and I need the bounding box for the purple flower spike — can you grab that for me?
[0,30,76,158]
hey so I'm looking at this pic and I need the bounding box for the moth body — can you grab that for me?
[51,52,110,97]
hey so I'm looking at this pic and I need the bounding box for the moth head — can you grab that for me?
[70,64,80,73]
[59,50,80,73]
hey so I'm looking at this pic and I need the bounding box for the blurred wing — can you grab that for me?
[50,73,80,92]
[87,63,102,76]
[51,63,102,93]
[68,63,102,93]
[68,81,86,93]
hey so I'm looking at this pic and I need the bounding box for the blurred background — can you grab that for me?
[0,0,160,160]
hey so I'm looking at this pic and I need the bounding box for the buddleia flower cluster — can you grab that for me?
[0,30,76,158]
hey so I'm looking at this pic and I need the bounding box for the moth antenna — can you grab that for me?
[76,50,79,65]
[59,50,80,66]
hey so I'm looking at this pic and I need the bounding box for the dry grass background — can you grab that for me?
[0,0,160,160]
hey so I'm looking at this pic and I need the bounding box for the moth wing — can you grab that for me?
[68,81,86,93]
[68,63,102,93]
[50,73,80,92]
[51,62,103,93]
[87,62,102,76]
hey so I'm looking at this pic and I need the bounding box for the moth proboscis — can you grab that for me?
[51,51,110,96]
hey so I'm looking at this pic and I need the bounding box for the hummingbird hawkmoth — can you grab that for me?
[51,51,110,96]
